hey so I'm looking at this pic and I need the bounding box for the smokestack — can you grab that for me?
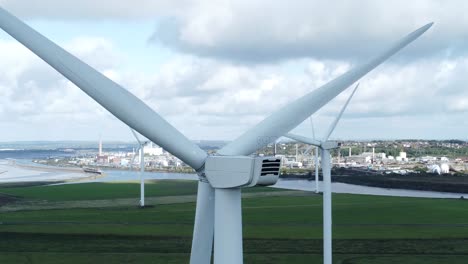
[98,135,102,156]
[349,147,352,157]
[295,144,298,162]
[338,148,341,164]
[372,147,375,164]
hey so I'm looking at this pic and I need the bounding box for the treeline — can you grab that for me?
[255,140,468,159]
[337,146,468,159]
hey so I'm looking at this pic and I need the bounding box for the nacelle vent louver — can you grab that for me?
[260,158,281,176]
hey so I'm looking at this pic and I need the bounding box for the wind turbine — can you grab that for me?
[0,7,432,264]
[286,83,359,264]
[310,117,320,193]
[130,129,148,207]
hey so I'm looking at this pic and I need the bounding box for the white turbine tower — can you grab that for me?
[0,7,432,264]
[130,129,148,207]
[286,83,359,264]
[310,117,320,193]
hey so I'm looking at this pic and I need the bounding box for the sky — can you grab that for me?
[0,0,467,142]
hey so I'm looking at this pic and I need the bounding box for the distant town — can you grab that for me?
[268,139,468,175]
[30,139,468,176]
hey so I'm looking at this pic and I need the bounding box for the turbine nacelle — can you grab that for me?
[204,156,281,188]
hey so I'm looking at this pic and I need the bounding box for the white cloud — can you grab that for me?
[0,37,120,129]
[0,2,466,141]
[2,1,468,61]
[0,0,182,20]
[151,0,468,62]
[1,34,467,140]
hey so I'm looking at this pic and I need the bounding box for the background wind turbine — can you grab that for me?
[273,138,278,156]
[310,117,320,193]
[286,83,359,264]
[0,7,431,264]
[129,129,148,207]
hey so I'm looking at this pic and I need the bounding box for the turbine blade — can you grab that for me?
[285,133,322,147]
[0,7,207,170]
[130,129,142,145]
[323,83,359,141]
[218,23,433,156]
[303,145,314,155]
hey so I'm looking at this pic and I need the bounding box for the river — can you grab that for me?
[2,158,468,199]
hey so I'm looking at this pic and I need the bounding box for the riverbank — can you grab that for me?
[282,168,468,194]
[0,159,103,185]
[5,159,468,198]
[37,159,196,174]
[10,160,83,173]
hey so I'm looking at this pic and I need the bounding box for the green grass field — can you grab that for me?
[1,180,468,263]
[0,180,283,201]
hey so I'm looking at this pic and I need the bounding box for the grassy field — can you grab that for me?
[0,180,283,201]
[1,180,468,263]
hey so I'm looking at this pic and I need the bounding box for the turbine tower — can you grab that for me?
[286,83,359,264]
[130,129,148,207]
[0,7,432,264]
[309,117,320,193]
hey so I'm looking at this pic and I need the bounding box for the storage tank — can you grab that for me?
[440,163,450,174]
[429,164,441,175]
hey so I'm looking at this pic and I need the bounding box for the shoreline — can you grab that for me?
[0,159,106,185]
[34,161,196,174]
[281,173,468,194]
[4,159,468,197]
[10,160,83,174]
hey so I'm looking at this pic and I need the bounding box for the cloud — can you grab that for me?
[149,0,468,62]
[0,2,466,141]
[2,1,468,63]
[0,0,182,20]
[128,54,468,140]
[1,34,466,140]
[0,37,120,125]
